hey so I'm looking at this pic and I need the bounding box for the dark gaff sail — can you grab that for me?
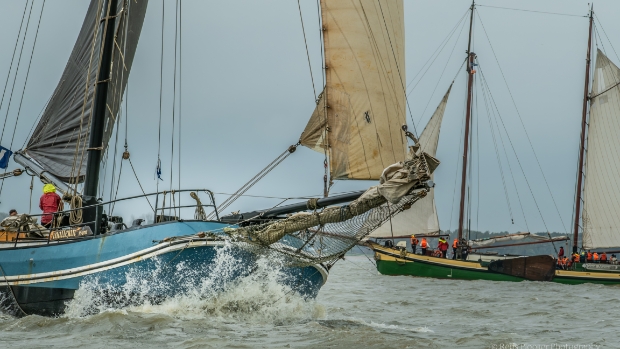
[25,0,148,183]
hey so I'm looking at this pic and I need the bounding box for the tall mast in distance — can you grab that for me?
[457,0,476,259]
[573,5,594,253]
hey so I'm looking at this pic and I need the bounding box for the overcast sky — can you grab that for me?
[0,0,618,234]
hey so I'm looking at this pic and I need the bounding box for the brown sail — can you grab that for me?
[488,255,556,281]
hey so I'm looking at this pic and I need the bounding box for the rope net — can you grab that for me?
[221,147,438,267]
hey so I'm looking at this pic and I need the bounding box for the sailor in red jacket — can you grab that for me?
[40,183,61,228]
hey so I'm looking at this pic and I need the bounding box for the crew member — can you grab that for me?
[558,246,564,259]
[611,254,618,264]
[593,252,600,263]
[580,251,586,263]
[9,209,17,216]
[572,252,580,266]
[600,252,608,263]
[410,235,418,254]
[452,238,458,260]
[563,256,570,269]
[438,237,448,258]
[40,183,62,229]
[587,251,593,262]
[557,257,564,270]
[420,238,428,255]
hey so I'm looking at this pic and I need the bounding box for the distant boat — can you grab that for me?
[368,0,620,284]
[0,0,437,316]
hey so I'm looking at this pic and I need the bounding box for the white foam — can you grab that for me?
[64,242,324,323]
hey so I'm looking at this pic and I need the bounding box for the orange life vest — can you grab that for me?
[573,254,580,263]
[558,258,565,266]
[420,239,428,248]
[601,253,607,261]
[587,252,593,261]
[453,239,458,248]
[411,238,419,245]
[593,253,599,261]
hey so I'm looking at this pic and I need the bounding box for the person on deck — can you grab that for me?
[611,254,618,264]
[558,246,564,259]
[410,235,418,254]
[9,209,17,216]
[563,256,570,269]
[556,257,564,270]
[438,238,448,258]
[587,251,593,262]
[572,253,580,267]
[600,252,608,264]
[420,238,428,256]
[40,184,61,229]
[452,238,458,260]
[593,252,600,263]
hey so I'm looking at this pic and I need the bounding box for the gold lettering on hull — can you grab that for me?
[49,226,93,240]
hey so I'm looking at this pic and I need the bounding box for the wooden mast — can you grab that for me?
[573,5,594,254]
[83,0,118,234]
[457,0,476,259]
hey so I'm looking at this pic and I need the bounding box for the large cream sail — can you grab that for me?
[582,50,620,249]
[300,0,407,180]
[368,85,451,238]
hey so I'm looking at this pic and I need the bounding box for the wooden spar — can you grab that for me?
[573,5,594,254]
[373,234,449,239]
[457,0,476,258]
[471,237,570,250]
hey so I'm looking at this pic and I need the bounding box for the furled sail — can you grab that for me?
[368,85,451,238]
[300,0,407,180]
[582,50,620,249]
[25,0,148,182]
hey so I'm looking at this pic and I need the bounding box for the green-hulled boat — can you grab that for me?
[369,4,620,285]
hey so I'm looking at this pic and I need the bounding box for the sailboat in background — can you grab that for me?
[0,0,437,316]
[370,3,620,285]
[368,1,575,282]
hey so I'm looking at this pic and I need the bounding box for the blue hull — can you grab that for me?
[0,220,327,316]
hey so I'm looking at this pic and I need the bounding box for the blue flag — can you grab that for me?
[0,146,12,169]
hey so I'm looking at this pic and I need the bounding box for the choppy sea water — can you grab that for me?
[1,250,618,349]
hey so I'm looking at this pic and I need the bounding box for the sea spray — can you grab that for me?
[64,241,324,323]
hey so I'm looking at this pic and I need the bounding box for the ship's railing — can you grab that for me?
[0,189,219,246]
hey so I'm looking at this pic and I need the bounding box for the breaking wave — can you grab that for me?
[64,242,325,323]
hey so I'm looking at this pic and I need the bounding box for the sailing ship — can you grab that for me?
[0,0,437,316]
[367,3,620,284]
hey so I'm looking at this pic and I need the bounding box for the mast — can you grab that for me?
[83,0,118,232]
[457,0,475,259]
[573,5,594,254]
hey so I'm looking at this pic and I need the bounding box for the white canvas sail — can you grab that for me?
[300,0,407,180]
[582,50,620,249]
[368,85,451,238]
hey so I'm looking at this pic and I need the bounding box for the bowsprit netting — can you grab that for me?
[220,146,438,267]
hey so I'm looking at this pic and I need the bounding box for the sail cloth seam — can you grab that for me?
[375,0,416,138]
[361,1,405,167]
[67,0,104,192]
[72,0,112,190]
[326,5,384,178]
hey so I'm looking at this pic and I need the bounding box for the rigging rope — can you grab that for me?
[297,0,316,102]
[207,144,299,219]
[476,4,587,18]
[0,0,30,144]
[0,0,44,197]
[156,0,165,193]
[476,11,568,235]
